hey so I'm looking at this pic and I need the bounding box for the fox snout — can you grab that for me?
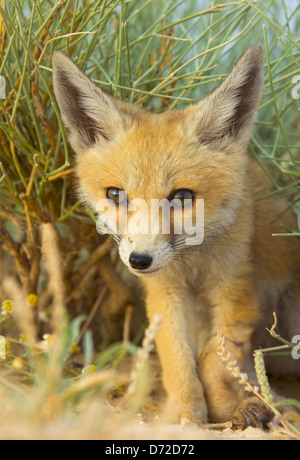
[118,234,174,276]
[95,194,204,275]
[129,252,153,270]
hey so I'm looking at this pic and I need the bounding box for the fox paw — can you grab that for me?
[232,397,274,430]
[164,398,208,425]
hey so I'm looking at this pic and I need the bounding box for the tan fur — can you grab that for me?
[52,46,300,425]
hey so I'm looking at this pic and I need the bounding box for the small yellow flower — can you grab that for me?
[41,334,53,351]
[82,364,96,376]
[43,334,53,342]
[27,294,39,308]
[0,335,10,361]
[12,357,24,371]
[70,344,79,354]
[2,299,14,315]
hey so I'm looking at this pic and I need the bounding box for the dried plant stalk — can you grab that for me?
[127,314,162,397]
[41,223,65,332]
[216,332,257,393]
[215,332,300,436]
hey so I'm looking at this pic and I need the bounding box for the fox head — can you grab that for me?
[52,45,263,277]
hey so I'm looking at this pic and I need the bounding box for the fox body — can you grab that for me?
[53,46,300,426]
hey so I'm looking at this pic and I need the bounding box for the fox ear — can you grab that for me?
[188,45,264,152]
[52,51,125,153]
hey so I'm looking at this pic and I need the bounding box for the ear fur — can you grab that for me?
[188,45,264,152]
[52,51,126,153]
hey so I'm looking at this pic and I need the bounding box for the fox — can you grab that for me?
[52,45,300,428]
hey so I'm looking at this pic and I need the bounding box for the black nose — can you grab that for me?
[129,252,153,270]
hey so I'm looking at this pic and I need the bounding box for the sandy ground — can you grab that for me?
[0,355,298,440]
[106,356,300,441]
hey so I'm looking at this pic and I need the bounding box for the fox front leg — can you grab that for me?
[198,275,273,428]
[144,280,207,424]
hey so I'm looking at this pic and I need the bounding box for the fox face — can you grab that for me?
[52,46,263,277]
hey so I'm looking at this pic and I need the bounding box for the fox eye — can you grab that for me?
[106,188,127,205]
[169,189,195,207]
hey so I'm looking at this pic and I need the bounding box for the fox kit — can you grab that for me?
[52,45,300,427]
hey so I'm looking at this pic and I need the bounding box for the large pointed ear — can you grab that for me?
[52,51,127,153]
[187,45,264,152]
